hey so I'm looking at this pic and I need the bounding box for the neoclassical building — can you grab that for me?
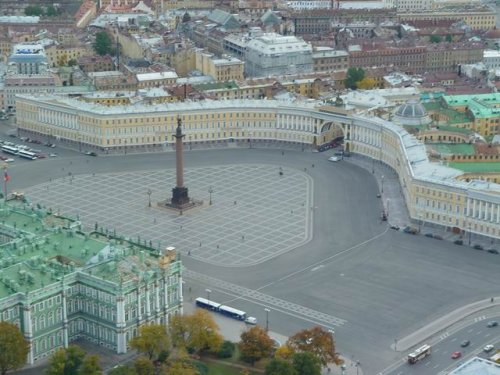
[15,94,500,240]
[0,202,182,364]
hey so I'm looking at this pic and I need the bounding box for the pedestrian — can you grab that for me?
[312,164,314,168]
[234,200,237,205]
[491,297,494,303]
[188,250,191,256]
[153,218,157,224]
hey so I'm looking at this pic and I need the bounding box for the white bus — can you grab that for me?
[17,149,37,160]
[1,145,18,155]
[408,344,431,364]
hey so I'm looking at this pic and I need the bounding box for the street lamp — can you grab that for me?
[381,175,385,194]
[264,308,270,332]
[356,361,361,375]
[386,198,390,218]
[468,222,472,246]
[147,189,152,207]
[418,213,422,233]
[372,158,375,174]
[394,338,398,351]
[208,186,213,206]
[206,288,211,305]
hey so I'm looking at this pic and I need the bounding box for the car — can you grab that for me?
[5,158,14,163]
[484,344,495,352]
[35,153,47,159]
[403,226,418,234]
[244,316,257,325]
[334,151,344,156]
[328,156,340,162]
[390,225,400,230]
[49,153,58,158]
[424,233,434,238]
[460,340,470,347]
[85,151,97,156]
[487,321,498,327]
[381,212,387,221]
[433,235,443,240]
[454,239,464,245]
[451,351,462,359]
[487,249,499,254]
[473,244,484,250]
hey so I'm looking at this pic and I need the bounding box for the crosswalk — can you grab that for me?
[184,269,347,327]
[474,315,487,323]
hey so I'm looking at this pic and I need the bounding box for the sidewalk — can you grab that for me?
[394,297,500,352]
[184,300,362,375]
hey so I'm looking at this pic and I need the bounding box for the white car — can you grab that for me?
[5,158,14,163]
[328,156,340,162]
[484,344,494,352]
[244,316,257,325]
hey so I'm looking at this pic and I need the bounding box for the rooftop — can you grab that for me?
[443,93,500,119]
[449,162,500,173]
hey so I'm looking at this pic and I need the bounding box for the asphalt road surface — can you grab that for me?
[6,144,500,374]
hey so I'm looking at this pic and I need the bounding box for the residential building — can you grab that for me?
[45,44,91,68]
[74,0,97,28]
[15,94,500,241]
[0,202,182,364]
[78,55,115,73]
[244,33,313,77]
[425,42,484,72]
[312,47,349,73]
[195,51,244,82]
[483,50,500,70]
[394,0,433,11]
[136,71,178,88]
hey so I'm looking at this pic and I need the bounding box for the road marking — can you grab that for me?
[476,331,483,335]
[434,348,440,353]
[433,364,439,369]
[425,361,431,366]
[311,265,324,272]
[439,332,450,340]
[451,337,457,342]
[485,333,490,337]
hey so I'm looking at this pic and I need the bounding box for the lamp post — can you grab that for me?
[381,175,385,194]
[208,186,213,206]
[356,361,361,375]
[147,189,152,207]
[386,198,390,218]
[468,222,472,246]
[394,338,398,351]
[372,158,375,174]
[206,288,211,305]
[264,308,270,332]
[418,213,422,233]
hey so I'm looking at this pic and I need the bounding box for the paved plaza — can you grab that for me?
[24,164,313,267]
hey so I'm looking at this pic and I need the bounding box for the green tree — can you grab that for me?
[344,67,365,90]
[78,355,102,375]
[217,340,236,358]
[161,360,198,375]
[430,35,442,43]
[129,324,170,361]
[93,32,113,56]
[445,34,452,42]
[265,358,298,375]
[0,321,29,375]
[24,5,44,16]
[292,352,321,375]
[133,357,154,375]
[46,5,58,17]
[68,59,78,67]
[239,326,274,366]
[45,345,86,375]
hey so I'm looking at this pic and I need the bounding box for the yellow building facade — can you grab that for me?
[15,94,500,241]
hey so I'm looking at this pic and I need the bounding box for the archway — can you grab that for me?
[318,121,346,150]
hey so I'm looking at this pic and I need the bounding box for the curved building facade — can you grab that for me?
[15,95,500,241]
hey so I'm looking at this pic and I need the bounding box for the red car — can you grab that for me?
[451,351,462,359]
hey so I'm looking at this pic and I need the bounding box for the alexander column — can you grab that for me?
[170,116,190,208]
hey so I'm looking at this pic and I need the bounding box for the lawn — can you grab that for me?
[207,361,260,375]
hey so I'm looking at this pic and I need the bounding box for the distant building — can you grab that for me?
[312,47,349,73]
[0,202,182,364]
[136,71,178,88]
[483,50,500,70]
[244,33,313,77]
[448,357,500,375]
[195,51,244,82]
[78,55,115,73]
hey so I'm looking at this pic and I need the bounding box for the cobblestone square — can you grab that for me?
[25,164,313,266]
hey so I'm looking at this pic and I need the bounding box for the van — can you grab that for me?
[244,317,257,325]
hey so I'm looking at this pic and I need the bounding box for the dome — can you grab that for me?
[393,99,431,126]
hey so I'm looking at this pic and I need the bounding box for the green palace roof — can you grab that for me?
[443,93,500,119]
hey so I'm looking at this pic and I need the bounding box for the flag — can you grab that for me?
[4,170,9,182]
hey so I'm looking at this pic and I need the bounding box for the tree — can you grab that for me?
[170,310,223,354]
[265,358,298,375]
[287,327,342,367]
[78,355,102,375]
[133,357,154,375]
[0,321,29,375]
[57,53,68,67]
[445,34,453,42]
[24,5,44,16]
[68,59,78,67]
[129,324,170,361]
[217,340,236,358]
[161,360,198,375]
[274,344,295,361]
[45,345,86,375]
[292,352,321,375]
[356,77,378,90]
[344,67,365,90]
[93,32,113,56]
[46,5,58,17]
[238,326,274,366]
[182,12,191,23]
[430,35,442,43]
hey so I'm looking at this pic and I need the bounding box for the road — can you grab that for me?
[4,129,500,373]
[386,316,500,374]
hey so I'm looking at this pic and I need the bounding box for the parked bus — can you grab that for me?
[408,344,431,364]
[219,305,247,321]
[195,297,221,311]
[1,145,18,155]
[17,149,37,160]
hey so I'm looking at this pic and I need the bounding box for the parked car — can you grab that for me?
[244,316,257,325]
[328,156,340,162]
[403,226,418,234]
[487,249,499,254]
[451,351,462,359]
[49,153,58,158]
[84,151,97,156]
[433,235,443,240]
[424,233,434,238]
[460,340,470,347]
[484,344,495,352]
[454,239,464,245]
[390,225,400,230]
[5,158,14,163]
[473,244,484,250]
[487,321,498,327]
